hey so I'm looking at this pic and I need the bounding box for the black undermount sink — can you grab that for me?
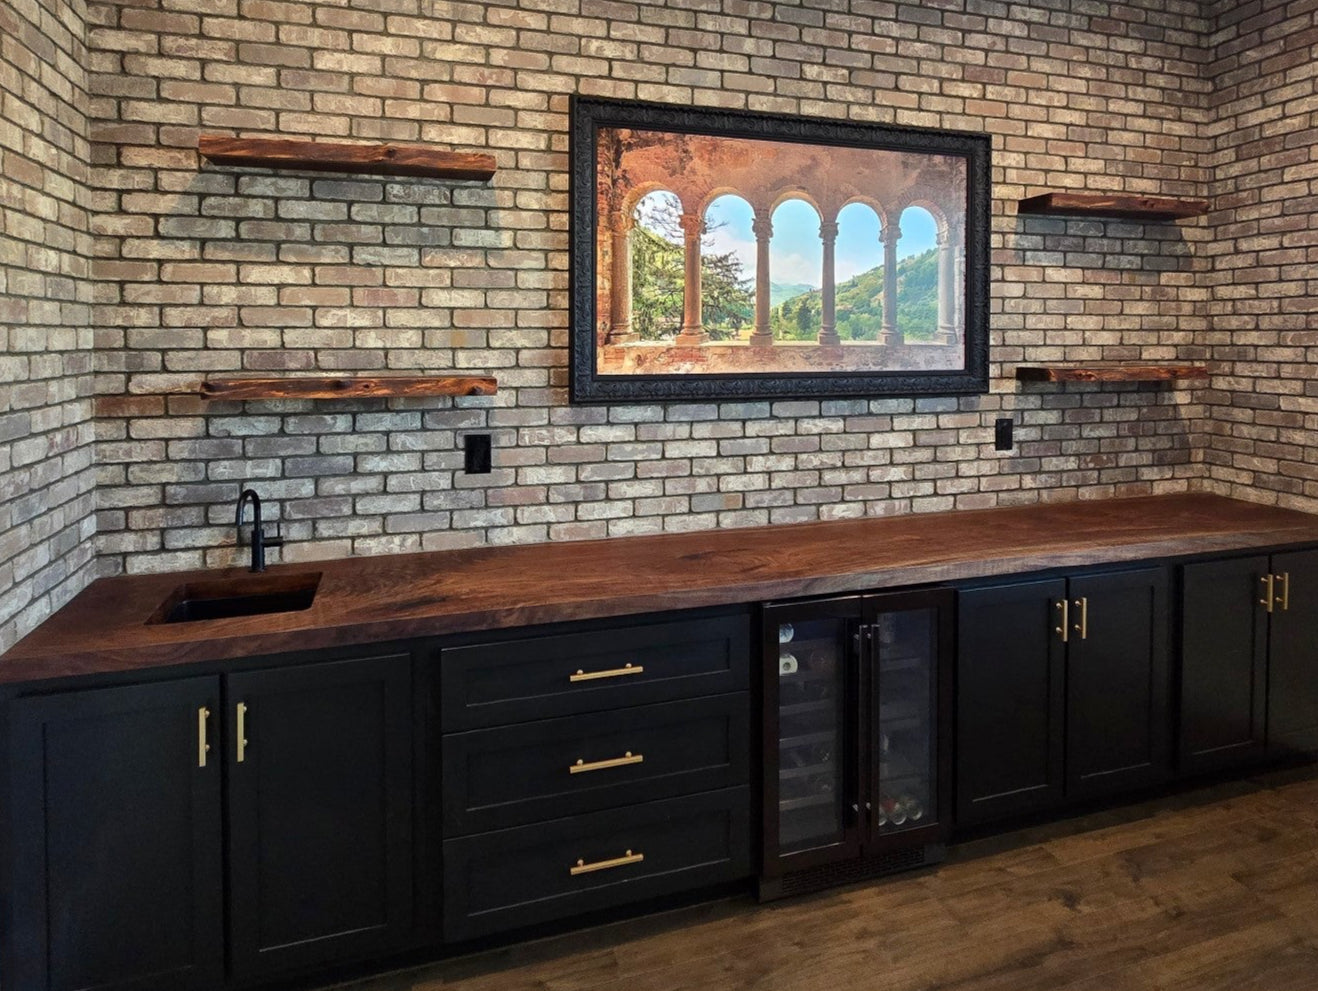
[147,572,322,625]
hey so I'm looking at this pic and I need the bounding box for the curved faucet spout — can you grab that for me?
[235,487,280,572]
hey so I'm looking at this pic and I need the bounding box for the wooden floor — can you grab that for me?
[330,768,1318,991]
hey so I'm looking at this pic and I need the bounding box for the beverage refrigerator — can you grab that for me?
[758,587,953,899]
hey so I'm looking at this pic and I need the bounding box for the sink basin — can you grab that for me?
[147,572,322,625]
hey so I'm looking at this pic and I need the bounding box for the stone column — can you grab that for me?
[749,214,774,347]
[675,211,707,345]
[935,222,956,346]
[878,223,902,346]
[606,211,636,344]
[818,219,840,346]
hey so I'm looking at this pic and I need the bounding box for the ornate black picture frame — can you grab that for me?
[569,96,991,404]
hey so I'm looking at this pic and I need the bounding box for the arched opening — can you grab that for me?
[628,189,686,341]
[834,202,883,342]
[700,194,756,342]
[768,198,822,342]
[895,206,939,342]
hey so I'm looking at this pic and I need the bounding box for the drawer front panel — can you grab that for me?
[439,612,750,729]
[443,694,750,835]
[442,788,751,941]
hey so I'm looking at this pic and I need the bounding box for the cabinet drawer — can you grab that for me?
[442,788,751,941]
[443,694,750,836]
[439,612,750,730]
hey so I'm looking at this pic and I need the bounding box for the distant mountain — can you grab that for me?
[770,282,816,308]
[769,249,939,341]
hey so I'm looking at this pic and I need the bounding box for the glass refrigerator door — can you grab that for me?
[873,606,939,835]
[775,616,851,853]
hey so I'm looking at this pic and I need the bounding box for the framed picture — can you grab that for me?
[569,96,991,404]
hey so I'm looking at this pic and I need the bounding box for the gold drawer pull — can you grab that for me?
[197,707,211,768]
[569,662,644,683]
[569,751,644,775]
[570,849,644,876]
[1261,574,1275,613]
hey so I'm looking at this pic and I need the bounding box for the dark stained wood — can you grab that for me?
[1015,363,1209,382]
[315,769,1318,991]
[198,375,498,401]
[198,134,497,181]
[5,493,1318,684]
[1017,192,1210,220]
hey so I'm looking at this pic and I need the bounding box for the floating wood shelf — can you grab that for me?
[198,134,497,181]
[1015,363,1209,384]
[198,375,498,401]
[1017,192,1210,221]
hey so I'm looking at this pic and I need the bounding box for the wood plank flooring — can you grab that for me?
[328,768,1318,991]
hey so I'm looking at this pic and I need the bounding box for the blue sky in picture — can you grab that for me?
[700,195,937,288]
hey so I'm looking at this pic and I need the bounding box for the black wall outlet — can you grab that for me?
[463,433,492,474]
[994,417,1014,451]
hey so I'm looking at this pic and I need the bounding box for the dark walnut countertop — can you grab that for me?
[5,492,1318,685]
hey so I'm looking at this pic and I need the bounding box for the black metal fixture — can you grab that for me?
[235,487,284,573]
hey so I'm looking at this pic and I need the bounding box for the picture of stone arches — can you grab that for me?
[570,98,990,403]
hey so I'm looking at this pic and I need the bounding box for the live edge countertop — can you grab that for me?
[6,492,1318,685]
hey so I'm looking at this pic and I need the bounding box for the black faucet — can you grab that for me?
[235,488,284,573]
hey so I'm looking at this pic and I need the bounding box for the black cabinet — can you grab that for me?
[759,589,953,898]
[5,651,414,991]
[8,678,225,991]
[438,610,752,941]
[227,653,414,979]
[1180,548,1318,770]
[956,566,1170,828]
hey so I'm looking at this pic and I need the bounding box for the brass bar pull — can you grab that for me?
[1074,597,1088,641]
[569,751,644,775]
[236,702,248,763]
[569,662,644,683]
[197,707,211,768]
[570,849,644,876]
[1055,599,1069,643]
[1261,574,1275,613]
[1277,572,1290,611]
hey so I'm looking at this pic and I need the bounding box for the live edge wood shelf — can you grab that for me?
[198,375,498,401]
[1015,363,1209,384]
[1017,192,1210,221]
[197,134,497,181]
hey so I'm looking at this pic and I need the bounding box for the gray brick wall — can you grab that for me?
[1201,0,1318,511]
[0,0,98,653]
[84,0,1214,576]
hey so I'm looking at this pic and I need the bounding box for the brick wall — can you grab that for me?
[0,0,97,653]
[1201,0,1318,510]
[81,0,1215,576]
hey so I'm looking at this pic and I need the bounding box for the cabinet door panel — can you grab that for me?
[227,653,413,979]
[1179,556,1269,773]
[956,578,1067,827]
[8,678,223,991]
[1067,567,1170,798]
[1268,548,1318,755]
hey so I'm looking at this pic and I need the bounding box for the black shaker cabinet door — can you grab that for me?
[7,677,224,991]
[1179,556,1269,773]
[226,652,413,980]
[1267,548,1318,756]
[955,578,1067,827]
[1065,567,1170,799]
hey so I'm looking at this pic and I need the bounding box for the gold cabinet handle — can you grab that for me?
[570,849,644,876]
[1277,572,1290,611]
[236,702,248,763]
[1055,599,1069,643]
[197,707,211,768]
[570,662,644,683]
[1261,574,1275,613]
[569,751,644,775]
[1074,597,1088,641]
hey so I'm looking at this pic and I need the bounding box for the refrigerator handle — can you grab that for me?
[850,623,872,822]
